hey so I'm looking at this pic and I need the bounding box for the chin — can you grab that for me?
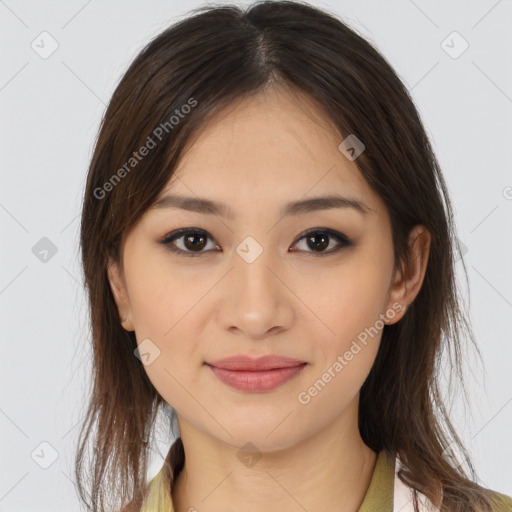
[208,417,306,454]
[220,431,299,454]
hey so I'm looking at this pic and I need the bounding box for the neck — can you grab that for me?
[171,399,378,512]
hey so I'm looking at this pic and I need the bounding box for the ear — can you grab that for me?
[383,225,431,325]
[107,256,135,331]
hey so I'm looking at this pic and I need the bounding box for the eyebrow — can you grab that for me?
[150,193,372,219]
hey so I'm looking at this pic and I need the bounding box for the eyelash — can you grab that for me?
[159,227,353,258]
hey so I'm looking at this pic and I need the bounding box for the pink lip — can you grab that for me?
[207,354,306,371]
[206,355,307,392]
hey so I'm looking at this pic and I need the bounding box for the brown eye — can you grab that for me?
[159,227,352,258]
[183,232,207,251]
[306,232,329,252]
[290,229,352,256]
[160,228,218,257]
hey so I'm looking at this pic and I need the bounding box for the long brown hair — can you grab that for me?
[76,2,508,511]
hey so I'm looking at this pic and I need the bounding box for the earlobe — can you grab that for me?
[107,257,134,331]
[384,225,431,325]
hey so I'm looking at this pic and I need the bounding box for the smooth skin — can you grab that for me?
[108,86,431,512]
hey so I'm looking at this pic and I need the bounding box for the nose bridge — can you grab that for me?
[233,234,280,304]
[219,234,293,338]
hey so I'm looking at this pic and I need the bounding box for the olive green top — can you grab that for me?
[140,448,512,512]
[355,449,512,512]
[358,448,395,511]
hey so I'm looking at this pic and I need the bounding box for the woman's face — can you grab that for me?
[108,88,423,452]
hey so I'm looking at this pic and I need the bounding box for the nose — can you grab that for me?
[216,248,295,341]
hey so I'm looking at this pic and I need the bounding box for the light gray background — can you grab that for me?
[1,0,511,510]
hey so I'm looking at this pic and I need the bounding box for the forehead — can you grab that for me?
[155,88,381,217]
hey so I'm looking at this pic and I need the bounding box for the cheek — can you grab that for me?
[125,244,200,336]
[294,273,386,419]
[130,287,204,414]
[123,249,205,388]
[294,251,391,389]
[300,257,390,342]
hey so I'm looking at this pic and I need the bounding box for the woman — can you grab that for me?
[75,1,512,511]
